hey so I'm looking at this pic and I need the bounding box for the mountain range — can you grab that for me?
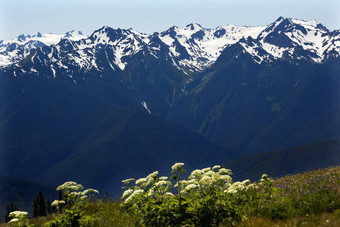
[0,17,339,202]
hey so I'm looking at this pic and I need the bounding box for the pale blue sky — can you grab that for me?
[1,0,339,40]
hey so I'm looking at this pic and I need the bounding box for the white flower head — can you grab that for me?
[69,192,79,198]
[51,200,65,207]
[184,183,198,191]
[122,189,133,199]
[189,169,204,179]
[200,175,212,185]
[56,181,84,191]
[225,188,237,194]
[218,168,232,175]
[159,176,168,181]
[122,178,135,184]
[202,167,211,172]
[155,180,168,187]
[242,179,251,185]
[82,188,99,195]
[135,177,148,186]
[80,195,88,200]
[220,174,232,183]
[9,218,20,223]
[212,165,221,170]
[56,181,78,191]
[171,162,184,171]
[125,189,144,203]
[204,170,215,177]
[9,211,28,218]
[147,189,155,197]
[164,192,175,197]
[147,171,159,179]
[246,183,255,191]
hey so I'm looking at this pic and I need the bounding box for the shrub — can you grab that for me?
[122,163,255,226]
[8,210,32,227]
[44,181,99,227]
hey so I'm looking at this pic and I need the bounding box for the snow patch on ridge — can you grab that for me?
[141,101,151,114]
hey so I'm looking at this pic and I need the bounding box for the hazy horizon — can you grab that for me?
[1,0,339,40]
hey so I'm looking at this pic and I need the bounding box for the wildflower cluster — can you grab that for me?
[7,211,31,226]
[45,181,99,227]
[122,162,255,226]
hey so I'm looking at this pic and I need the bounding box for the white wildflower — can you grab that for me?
[171,162,184,171]
[246,183,255,191]
[147,171,158,179]
[68,185,83,191]
[148,189,155,197]
[82,189,99,195]
[70,191,81,197]
[185,179,197,185]
[189,169,204,179]
[200,175,212,184]
[204,170,215,177]
[218,168,232,175]
[155,180,168,187]
[261,174,268,179]
[220,175,232,182]
[122,189,133,199]
[159,176,168,181]
[242,179,251,185]
[164,192,175,197]
[225,188,238,194]
[212,165,221,170]
[132,189,144,197]
[9,211,28,218]
[202,167,211,172]
[56,181,76,190]
[80,195,88,200]
[122,178,135,184]
[184,183,198,191]
[51,200,65,207]
[9,218,20,223]
[125,189,144,203]
[135,177,148,185]
[57,181,82,191]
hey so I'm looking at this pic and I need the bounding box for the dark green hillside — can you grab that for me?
[0,175,55,220]
[168,43,340,155]
[41,109,237,195]
[0,70,236,196]
[223,139,340,181]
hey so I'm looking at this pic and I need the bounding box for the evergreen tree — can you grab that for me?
[32,191,47,217]
[10,202,14,212]
[33,198,38,218]
[4,204,10,222]
[38,191,47,216]
[47,199,52,214]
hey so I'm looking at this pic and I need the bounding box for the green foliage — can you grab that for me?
[44,182,99,227]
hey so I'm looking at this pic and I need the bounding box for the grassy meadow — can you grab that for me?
[1,165,339,226]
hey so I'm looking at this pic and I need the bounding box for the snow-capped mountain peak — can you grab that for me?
[0,30,87,67]
[1,18,339,72]
[240,17,340,64]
